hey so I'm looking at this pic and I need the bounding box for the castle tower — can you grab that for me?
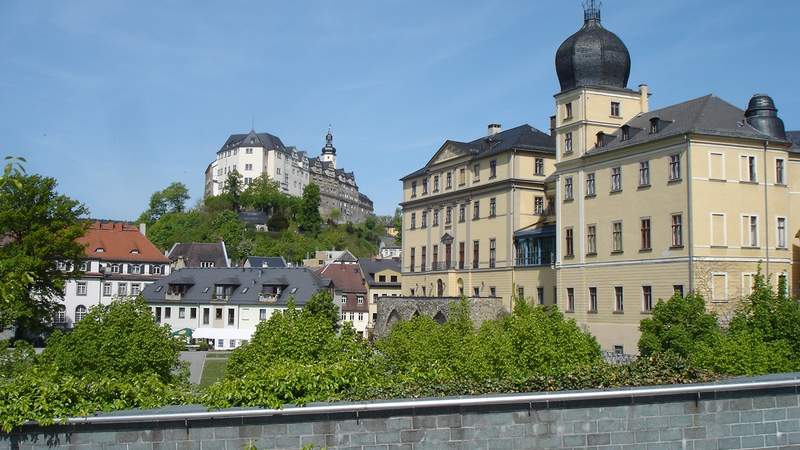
[320,126,337,168]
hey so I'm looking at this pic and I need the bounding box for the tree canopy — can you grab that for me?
[0,172,88,332]
[138,182,190,223]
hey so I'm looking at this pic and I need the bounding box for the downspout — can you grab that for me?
[764,140,770,278]
[686,135,695,293]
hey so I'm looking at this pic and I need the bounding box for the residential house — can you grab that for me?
[319,262,369,336]
[358,258,402,336]
[378,236,402,260]
[141,267,332,349]
[57,221,171,327]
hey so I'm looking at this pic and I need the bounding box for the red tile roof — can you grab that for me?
[78,221,170,263]
[320,263,367,293]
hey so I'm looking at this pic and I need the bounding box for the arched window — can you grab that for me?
[75,305,87,323]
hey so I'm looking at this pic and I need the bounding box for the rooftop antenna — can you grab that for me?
[582,0,602,22]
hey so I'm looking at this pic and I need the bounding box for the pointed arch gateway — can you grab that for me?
[433,311,447,324]
[385,309,402,332]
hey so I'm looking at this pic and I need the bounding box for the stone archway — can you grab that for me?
[385,309,402,332]
[433,311,447,324]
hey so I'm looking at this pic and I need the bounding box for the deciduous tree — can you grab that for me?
[0,173,88,332]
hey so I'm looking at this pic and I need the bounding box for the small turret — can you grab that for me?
[320,126,337,168]
[745,94,787,140]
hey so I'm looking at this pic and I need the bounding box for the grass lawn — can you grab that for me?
[199,354,229,388]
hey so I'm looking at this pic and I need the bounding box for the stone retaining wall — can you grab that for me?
[3,374,800,449]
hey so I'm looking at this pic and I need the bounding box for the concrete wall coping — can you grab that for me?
[30,372,800,428]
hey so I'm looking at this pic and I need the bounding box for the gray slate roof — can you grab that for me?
[588,95,791,156]
[358,259,401,287]
[787,131,800,153]
[167,242,229,268]
[245,256,288,268]
[141,267,330,306]
[402,124,555,180]
[379,236,399,249]
[220,130,286,152]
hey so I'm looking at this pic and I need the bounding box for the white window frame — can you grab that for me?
[739,154,758,182]
[586,173,596,197]
[710,213,727,247]
[669,154,681,181]
[614,286,624,312]
[711,272,728,303]
[740,214,760,248]
[587,224,597,255]
[741,272,756,298]
[641,285,653,313]
[708,152,726,181]
[76,281,87,296]
[564,177,574,200]
[612,221,623,252]
[776,216,788,249]
[75,305,87,323]
[103,282,112,297]
[775,158,786,185]
[611,167,622,191]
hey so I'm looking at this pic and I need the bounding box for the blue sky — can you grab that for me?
[1,1,798,219]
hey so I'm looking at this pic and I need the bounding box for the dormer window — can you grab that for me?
[621,125,630,141]
[649,117,660,134]
[95,248,104,253]
[154,286,163,293]
[130,249,140,254]
[595,132,606,148]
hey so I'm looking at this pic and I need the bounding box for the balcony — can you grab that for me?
[259,293,279,303]
[515,256,553,267]
[430,261,456,271]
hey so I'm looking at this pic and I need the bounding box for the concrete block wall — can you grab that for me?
[3,376,800,449]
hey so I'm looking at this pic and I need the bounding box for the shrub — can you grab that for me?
[40,298,185,383]
[374,299,601,386]
[0,366,189,432]
[638,293,719,357]
[210,302,377,408]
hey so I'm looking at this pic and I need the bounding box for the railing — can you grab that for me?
[430,261,456,271]
[515,257,553,267]
[259,294,278,303]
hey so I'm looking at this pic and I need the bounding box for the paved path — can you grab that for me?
[180,351,207,384]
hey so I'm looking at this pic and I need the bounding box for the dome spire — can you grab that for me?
[555,1,630,92]
[583,0,601,23]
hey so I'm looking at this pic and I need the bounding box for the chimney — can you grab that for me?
[549,115,556,136]
[639,84,650,113]
[138,222,147,237]
[487,123,502,136]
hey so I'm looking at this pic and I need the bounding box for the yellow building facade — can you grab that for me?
[400,4,799,353]
[400,125,558,311]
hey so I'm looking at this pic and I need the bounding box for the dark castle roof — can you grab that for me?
[141,267,330,306]
[555,3,631,93]
[219,130,286,152]
[788,131,800,153]
[401,124,555,180]
[167,242,229,268]
[588,95,792,156]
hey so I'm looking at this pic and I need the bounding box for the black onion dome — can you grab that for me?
[555,8,631,92]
